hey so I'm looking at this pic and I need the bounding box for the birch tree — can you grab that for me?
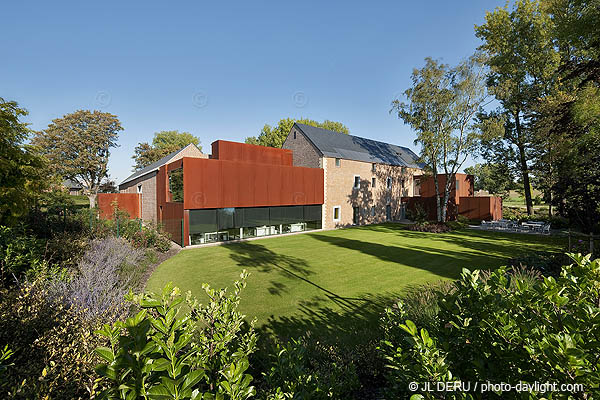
[392,55,489,221]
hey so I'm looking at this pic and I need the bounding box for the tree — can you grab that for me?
[0,98,48,225]
[34,110,123,208]
[98,179,117,193]
[133,130,201,171]
[392,55,489,221]
[464,163,515,197]
[245,118,349,148]
[475,0,560,215]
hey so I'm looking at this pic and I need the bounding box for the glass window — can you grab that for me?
[217,208,235,230]
[353,207,359,224]
[371,206,375,216]
[168,168,184,202]
[294,131,297,139]
[243,207,270,227]
[456,178,460,191]
[189,209,217,234]
[335,158,341,167]
[372,163,376,172]
[387,177,392,189]
[353,176,360,189]
[333,206,340,221]
[303,205,321,221]
[372,177,376,187]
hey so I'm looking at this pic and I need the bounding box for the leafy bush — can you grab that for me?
[380,253,600,399]
[407,203,428,223]
[49,236,144,321]
[0,281,108,398]
[406,223,452,233]
[95,271,257,399]
[502,207,570,229]
[0,225,46,285]
[262,335,360,399]
[507,252,571,277]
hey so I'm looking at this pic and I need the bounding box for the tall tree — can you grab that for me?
[133,130,201,170]
[245,118,349,148]
[0,98,47,225]
[34,110,123,208]
[393,55,489,221]
[475,0,560,215]
[464,163,515,197]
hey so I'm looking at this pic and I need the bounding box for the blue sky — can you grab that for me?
[2,0,502,183]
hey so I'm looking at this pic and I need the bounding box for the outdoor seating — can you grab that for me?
[478,219,550,235]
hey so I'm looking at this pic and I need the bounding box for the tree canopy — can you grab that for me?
[33,110,123,208]
[392,55,489,221]
[133,130,201,171]
[0,98,47,225]
[245,118,349,148]
[464,163,515,197]
[475,0,560,215]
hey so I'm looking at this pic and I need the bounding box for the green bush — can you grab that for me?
[407,203,428,224]
[0,226,46,285]
[262,336,360,399]
[94,271,257,399]
[0,281,108,398]
[380,253,600,399]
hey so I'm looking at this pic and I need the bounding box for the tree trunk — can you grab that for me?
[433,172,441,222]
[514,112,534,215]
[88,193,97,209]
[441,177,453,222]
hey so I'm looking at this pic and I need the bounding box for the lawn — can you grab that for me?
[146,224,565,342]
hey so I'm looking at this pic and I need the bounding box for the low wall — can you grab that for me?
[403,197,458,221]
[458,196,502,221]
[97,193,141,219]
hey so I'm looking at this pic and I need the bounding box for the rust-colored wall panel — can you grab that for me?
[179,157,324,209]
[458,196,502,221]
[417,173,474,202]
[98,193,141,219]
[211,140,293,166]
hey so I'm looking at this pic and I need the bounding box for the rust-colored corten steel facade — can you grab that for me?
[409,173,502,221]
[157,140,324,246]
[97,193,141,219]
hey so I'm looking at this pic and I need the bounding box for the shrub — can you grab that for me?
[380,253,600,399]
[0,281,107,398]
[95,271,257,399]
[407,203,428,224]
[49,236,144,321]
[262,335,360,399]
[0,225,46,286]
[406,223,452,233]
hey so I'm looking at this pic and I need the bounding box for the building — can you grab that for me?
[154,140,324,246]
[283,123,423,229]
[102,124,501,246]
[118,143,207,222]
[63,179,83,196]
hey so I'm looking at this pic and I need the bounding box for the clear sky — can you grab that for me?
[2,0,502,184]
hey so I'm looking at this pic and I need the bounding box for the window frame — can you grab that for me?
[386,177,392,189]
[335,158,341,167]
[333,206,341,222]
[353,175,361,190]
[372,177,376,187]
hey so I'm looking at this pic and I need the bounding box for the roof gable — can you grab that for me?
[119,144,199,186]
[294,123,422,168]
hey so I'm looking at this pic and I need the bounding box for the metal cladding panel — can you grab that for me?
[98,193,141,219]
[267,166,282,205]
[211,140,293,166]
[280,167,294,205]
[253,164,270,206]
[180,157,324,209]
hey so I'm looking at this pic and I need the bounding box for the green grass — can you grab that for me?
[146,224,565,343]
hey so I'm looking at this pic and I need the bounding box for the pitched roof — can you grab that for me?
[119,144,196,186]
[293,123,423,168]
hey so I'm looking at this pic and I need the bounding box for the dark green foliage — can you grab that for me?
[380,253,600,399]
[262,336,360,399]
[0,98,48,225]
[406,223,452,233]
[0,281,109,398]
[407,203,428,224]
[95,273,257,399]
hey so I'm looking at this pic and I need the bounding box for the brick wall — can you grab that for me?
[282,127,322,168]
[322,157,420,229]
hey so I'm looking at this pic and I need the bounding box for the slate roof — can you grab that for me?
[120,145,193,186]
[294,123,423,168]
